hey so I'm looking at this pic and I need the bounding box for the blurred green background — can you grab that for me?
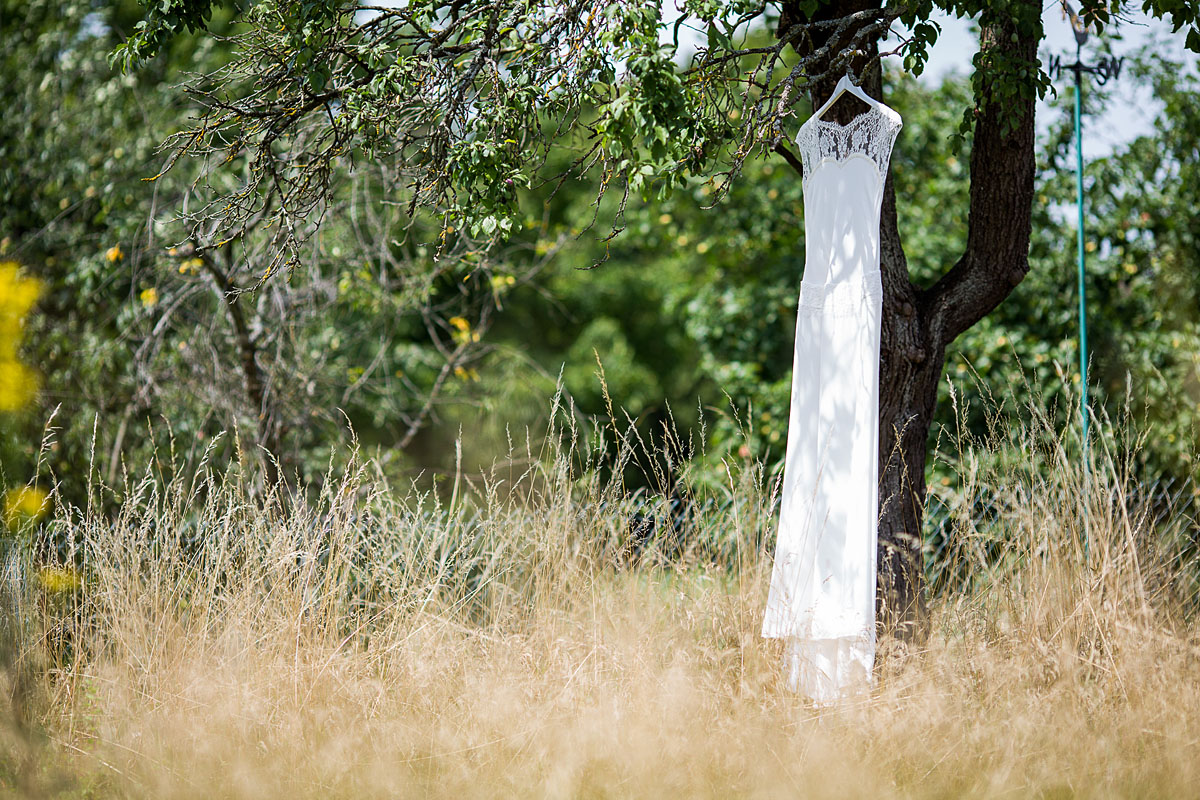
[3,0,1199,518]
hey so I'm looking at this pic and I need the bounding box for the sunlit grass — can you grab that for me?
[0,397,1198,798]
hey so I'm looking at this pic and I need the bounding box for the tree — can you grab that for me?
[2,0,559,503]
[0,0,170,500]
[113,0,1200,632]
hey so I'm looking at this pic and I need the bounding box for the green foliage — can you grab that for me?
[107,0,743,267]
[479,48,1200,498]
[913,41,1200,488]
[111,0,1200,257]
[9,0,1200,514]
[111,0,231,70]
[1,0,172,497]
[0,0,557,500]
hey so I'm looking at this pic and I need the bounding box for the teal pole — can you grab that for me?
[1072,59,1090,552]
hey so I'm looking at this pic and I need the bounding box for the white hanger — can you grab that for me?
[810,74,882,121]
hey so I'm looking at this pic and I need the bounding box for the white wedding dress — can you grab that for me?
[761,99,902,703]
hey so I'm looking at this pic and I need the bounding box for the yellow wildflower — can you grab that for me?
[140,287,159,307]
[36,566,81,595]
[449,316,480,346]
[490,274,516,291]
[0,364,37,411]
[449,317,474,345]
[0,262,40,319]
[4,486,48,533]
[106,244,124,263]
[0,262,41,411]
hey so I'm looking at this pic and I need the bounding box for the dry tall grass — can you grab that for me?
[1,403,1198,798]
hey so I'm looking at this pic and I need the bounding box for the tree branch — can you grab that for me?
[773,141,804,178]
[196,244,282,487]
[924,3,1042,348]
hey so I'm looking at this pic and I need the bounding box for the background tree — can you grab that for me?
[0,0,558,503]
[109,0,1200,630]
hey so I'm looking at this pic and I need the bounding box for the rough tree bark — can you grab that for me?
[778,0,1040,637]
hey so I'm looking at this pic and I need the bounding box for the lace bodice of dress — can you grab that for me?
[794,104,902,182]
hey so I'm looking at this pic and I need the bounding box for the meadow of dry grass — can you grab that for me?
[1,408,1198,799]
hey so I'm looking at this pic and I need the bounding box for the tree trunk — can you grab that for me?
[779,1,1041,638]
[876,168,940,638]
[199,248,284,489]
